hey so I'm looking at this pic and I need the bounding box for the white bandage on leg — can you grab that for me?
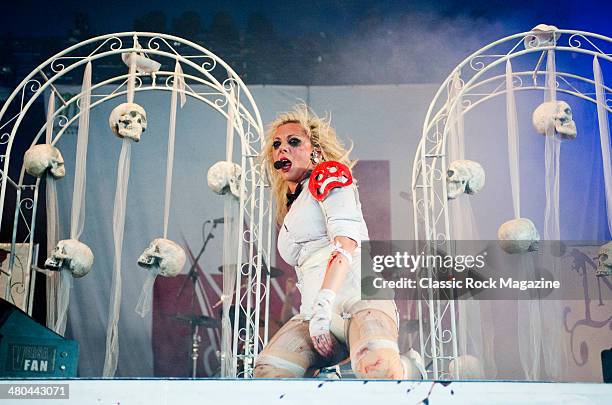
[331,241,353,264]
[309,289,336,338]
[353,339,400,354]
[351,339,404,379]
[255,355,306,377]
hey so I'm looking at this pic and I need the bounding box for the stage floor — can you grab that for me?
[0,379,610,404]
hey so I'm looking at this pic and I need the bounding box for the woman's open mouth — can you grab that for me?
[280,158,292,172]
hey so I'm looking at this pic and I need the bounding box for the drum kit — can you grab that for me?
[173,216,285,377]
[172,264,284,378]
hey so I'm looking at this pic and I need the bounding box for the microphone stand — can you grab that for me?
[176,220,220,303]
[175,219,222,378]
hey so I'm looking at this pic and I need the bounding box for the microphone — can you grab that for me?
[212,217,224,224]
[274,160,289,170]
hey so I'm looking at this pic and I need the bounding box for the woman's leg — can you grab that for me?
[347,308,404,379]
[254,316,347,378]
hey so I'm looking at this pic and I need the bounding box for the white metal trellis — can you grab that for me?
[0,32,272,378]
[411,28,612,379]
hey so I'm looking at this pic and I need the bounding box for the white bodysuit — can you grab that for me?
[277,178,369,317]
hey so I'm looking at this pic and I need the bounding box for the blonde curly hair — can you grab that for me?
[262,104,355,224]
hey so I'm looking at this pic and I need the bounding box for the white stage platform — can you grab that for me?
[0,379,610,404]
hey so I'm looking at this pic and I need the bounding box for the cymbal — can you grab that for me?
[173,314,220,328]
[217,264,284,278]
[266,266,284,278]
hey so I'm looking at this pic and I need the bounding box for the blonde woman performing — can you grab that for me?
[254,105,410,379]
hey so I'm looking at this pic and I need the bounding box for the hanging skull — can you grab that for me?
[497,218,540,254]
[44,239,94,278]
[109,103,147,142]
[23,144,66,178]
[207,161,243,199]
[596,241,612,277]
[138,238,186,277]
[524,24,560,49]
[446,160,485,199]
[449,355,484,379]
[532,101,577,140]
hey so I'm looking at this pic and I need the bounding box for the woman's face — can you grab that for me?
[272,122,314,187]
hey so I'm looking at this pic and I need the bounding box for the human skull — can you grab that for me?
[532,101,577,140]
[449,355,484,379]
[524,24,560,49]
[138,238,186,277]
[207,161,243,199]
[44,239,94,278]
[497,218,540,254]
[109,103,147,142]
[23,144,65,178]
[446,160,485,199]
[596,241,612,277]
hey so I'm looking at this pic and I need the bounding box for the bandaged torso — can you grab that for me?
[277,179,369,316]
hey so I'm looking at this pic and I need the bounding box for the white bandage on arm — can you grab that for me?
[308,289,336,337]
[332,240,353,264]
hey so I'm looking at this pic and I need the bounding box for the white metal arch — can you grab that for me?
[0,32,272,378]
[410,28,612,379]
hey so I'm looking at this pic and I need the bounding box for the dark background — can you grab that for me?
[0,0,609,86]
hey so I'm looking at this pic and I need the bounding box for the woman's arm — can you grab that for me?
[309,184,364,357]
[310,237,358,357]
[320,235,357,291]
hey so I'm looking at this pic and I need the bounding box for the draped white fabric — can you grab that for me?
[102,55,137,376]
[135,61,186,318]
[544,50,561,241]
[447,71,496,378]
[103,138,132,377]
[126,56,137,104]
[505,60,521,219]
[517,49,568,381]
[134,268,159,318]
[543,49,568,381]
[163,61,186,239]
[44,93,59,330]
[517,255,541,380]
[593,56,612,235]
[505,58,545,380]
[55,62,92,335]
[70,62,92,241]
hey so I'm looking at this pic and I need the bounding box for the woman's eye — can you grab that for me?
[272,140,281,149]
[288,138,301,147]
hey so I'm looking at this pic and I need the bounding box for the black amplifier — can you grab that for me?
[0,298,78,377]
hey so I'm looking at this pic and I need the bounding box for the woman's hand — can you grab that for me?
[311,331,335,358]
[309,289,336,357]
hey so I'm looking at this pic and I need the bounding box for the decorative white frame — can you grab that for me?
[411,29,611,379]
[0,32,272,378]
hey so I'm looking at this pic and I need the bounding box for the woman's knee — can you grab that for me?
[348,308,402,379]
[253,353,308,378]
[351,342,404,379]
